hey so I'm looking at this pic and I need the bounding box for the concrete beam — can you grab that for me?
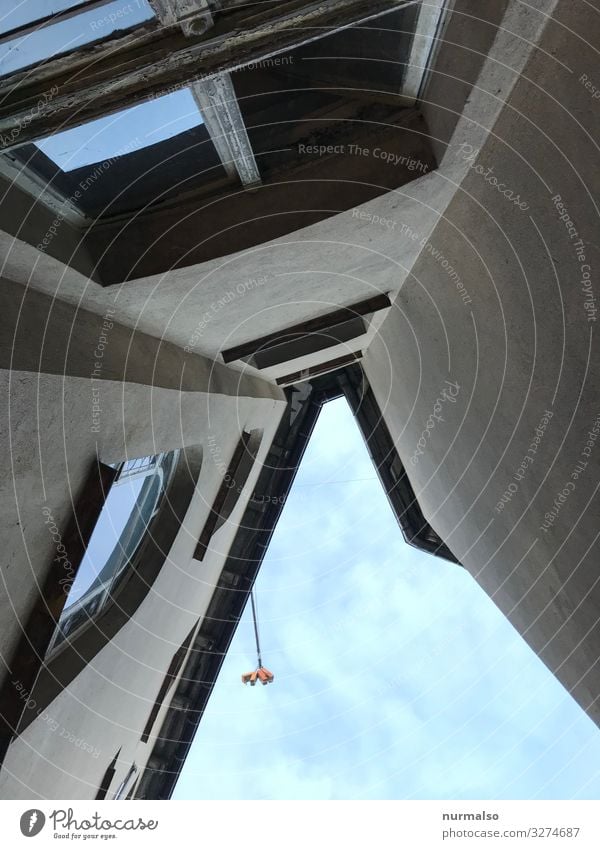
[191,73,261,186]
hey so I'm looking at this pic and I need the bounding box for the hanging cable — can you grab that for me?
[250,590,262,669]
[241,589,274,686]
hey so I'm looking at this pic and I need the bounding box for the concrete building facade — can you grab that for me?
[0,0,598,798]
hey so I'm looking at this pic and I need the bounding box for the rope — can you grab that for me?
[250,590,262,668]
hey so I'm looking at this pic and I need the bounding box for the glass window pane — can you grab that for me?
[0,2,87,36]
[48,451,178,654]
[0,0,154,76]
[35,88,204,171]
[64,474,147,609]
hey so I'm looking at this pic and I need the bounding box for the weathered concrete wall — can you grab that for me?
[0,274,285,797]
[0,378,282,798]
[0,276,283,399]
[364,0,600,724]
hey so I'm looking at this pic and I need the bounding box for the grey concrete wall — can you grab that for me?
[0,380,282,798]
[363,0,600,724]
[0,273,286,797]
[0,276,283,399]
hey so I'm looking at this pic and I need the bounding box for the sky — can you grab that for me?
[174,397,600,801]
[36,89,203,171]
[0,1,154,76]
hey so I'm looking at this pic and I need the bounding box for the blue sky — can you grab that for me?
[0,1,154,76]
[36,89,203,171]
[174,397,600,800]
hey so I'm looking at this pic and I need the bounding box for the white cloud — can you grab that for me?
[174,399,600,800]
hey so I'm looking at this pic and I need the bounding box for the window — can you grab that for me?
[1,2,88,35]
[36,88,204,171]
[0,0,155,76]
[46,450,180,655]
[9,88,225,221]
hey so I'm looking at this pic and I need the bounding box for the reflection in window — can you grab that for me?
[0,0,154,76]
[47,450,179,655]
[35,88,204,171]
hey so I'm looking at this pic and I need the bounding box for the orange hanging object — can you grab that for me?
[241,666,274,686]
[242,592,273,686]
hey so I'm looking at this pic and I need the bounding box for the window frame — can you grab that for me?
[45,450,180,659]
[8,443,203,741]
